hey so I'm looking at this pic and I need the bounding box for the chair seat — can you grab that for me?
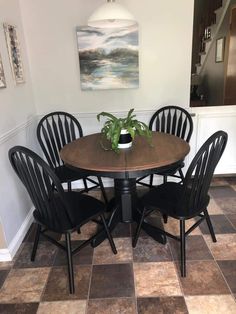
[34,192,105,233]
[142,182,210,219]
[55,165,86,183]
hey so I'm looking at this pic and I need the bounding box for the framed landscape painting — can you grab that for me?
[76,24,139,90]
[0,53,6,88]
[3,23,24,84]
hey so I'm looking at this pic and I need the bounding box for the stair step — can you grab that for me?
[210,24,217,36]
[215,7,223,15]
[222,0,228,7]
[203,37,212,43]
[215,7,223,21]
[199,51,206,56]
[196,63,201,67]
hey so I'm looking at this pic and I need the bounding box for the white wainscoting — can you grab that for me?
[0,117,37,261]
[195,112,236,174]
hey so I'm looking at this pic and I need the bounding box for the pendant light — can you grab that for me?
[88,0,136,28]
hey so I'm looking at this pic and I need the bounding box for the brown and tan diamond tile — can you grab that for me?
[0,268,50,303]
[207,199,224,215]
[226,214,236,229]
[0,269,10,289]
[211,177,230,187]
[217,260,236,293]
[23,223,61,243]
[87,298,136,314]
[209,186,236,199]
[93,238,132,264]
[37,300,86,314]
[42,265,91,301]
[53,241,93,266]
[169,235,213,261]
[163,217,201,236]
[134,262,182,297]
[13,242,58,268]
[199,215,235,234]
[0,261,14,270]
[137,296,188,314]
[71,222,98,241]
[185,295,236,314]
[89,264,134,299]
[214,198,236,215]
[204,234,236,260]
[0,303,39,314]
[177,260,229,295]
[133,236,172,263]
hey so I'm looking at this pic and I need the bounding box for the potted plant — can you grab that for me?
[97,108,152,152]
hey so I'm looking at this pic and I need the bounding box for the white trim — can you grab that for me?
[0,116,35,145]
[197,112,236,118]
[0,249,12,262]
[0,206,34,262]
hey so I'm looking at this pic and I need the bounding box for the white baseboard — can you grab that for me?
[0,249,12,262]
[0,207,34,262]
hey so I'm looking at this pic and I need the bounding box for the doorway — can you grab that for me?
[224,5,236,105]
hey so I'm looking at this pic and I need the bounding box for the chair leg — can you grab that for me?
[100,214,117,254]
[180,220,186,277]
[82,179,89,193]
[31,224,41,261]
[65,233,75,294]
[97,177,108,204]
[204,209,217,243]
[149,174,154,187]
[163,214,168,224]
[179,168,184,182]
[68,181,72,192]
[132,208,146,248]
[163,175,167,183]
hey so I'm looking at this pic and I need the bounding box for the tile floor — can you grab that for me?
[0,177,236,313]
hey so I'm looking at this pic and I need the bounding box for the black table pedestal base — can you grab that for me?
[141,222,167,244]
[91,178,166,248]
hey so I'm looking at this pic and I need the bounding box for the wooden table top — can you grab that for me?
[60,132,190,179]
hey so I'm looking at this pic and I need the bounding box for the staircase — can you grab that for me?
[195,0,231,75]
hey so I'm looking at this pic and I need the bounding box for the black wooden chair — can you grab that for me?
[9,146,117,294]
[137,106,193,187]
[37,111,108,203]
[133,131,228,277]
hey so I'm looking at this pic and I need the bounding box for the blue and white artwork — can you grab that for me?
[76,24,139,90]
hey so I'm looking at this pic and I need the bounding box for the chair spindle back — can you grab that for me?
[149,106,193,142]
[181,131,228,215]
[37,112,83,169]
[9,146,73,231]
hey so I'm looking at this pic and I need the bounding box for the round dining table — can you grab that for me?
[60,131,190,245]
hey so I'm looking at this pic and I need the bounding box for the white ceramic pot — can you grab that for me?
[118,129,132,149]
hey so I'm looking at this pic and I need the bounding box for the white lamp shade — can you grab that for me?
[88,1,136,28]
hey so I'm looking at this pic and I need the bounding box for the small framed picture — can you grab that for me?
[0,53,6,88]
[3,23,24,84]
[215,37,225,63]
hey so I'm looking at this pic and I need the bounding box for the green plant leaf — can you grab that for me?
[97,112,118,122]
[126,126,135,139]
[97,109,152,152]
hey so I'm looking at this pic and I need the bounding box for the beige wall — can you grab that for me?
[0,223,6,249]
[0,0,36,134]
[0,0,36,251]
[20,0,194,115]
